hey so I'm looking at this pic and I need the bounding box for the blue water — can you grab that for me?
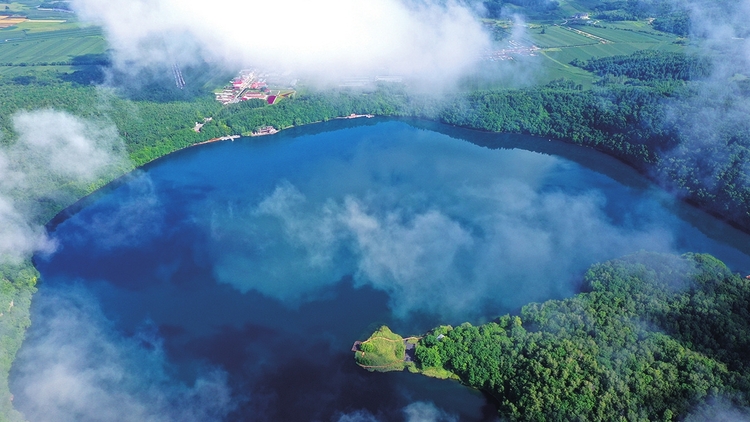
[14,119,750,421]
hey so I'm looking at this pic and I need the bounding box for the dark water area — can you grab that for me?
[12,119,750,421]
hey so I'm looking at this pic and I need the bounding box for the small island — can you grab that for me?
[352,326,457,380]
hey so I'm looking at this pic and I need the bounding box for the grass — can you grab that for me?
[0,16,104,81]
[0,3,26,12]
[604,20,672,34]
[353,326,460,380]
[14,20,80,32]
[577,25,671,43]
[354,326,406,372]
[417,366,459,380]
[0,36,105,64]
[0,27,105,65]
[528,25,599,48]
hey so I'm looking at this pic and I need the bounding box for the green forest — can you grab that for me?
[412,252,750,421]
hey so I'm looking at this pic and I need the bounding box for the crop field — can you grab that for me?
[0,16,26,28]
[516,22,685,83]
[480,16,688,87]
[604,20,669,34]
[0,26,104,65]
[14,20,78,32]
[527,26,599,48]
[575,25,674,43]
[0,36,105,64]
[535,54,597,86]
[0,2,26,13]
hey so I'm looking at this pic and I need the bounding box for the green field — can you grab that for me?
[577,25,672,43]
[520,21,685,83]
[0,3,27,13]
[0,25,105,67]
[479,14,687,87]
[527,25,599,48]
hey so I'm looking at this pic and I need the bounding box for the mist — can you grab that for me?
[69,0,492,88]
[658,0,750,204]
[10,287,233,422]
[683,397,750,422]
[336,401,460,422]
[0,109,130,261]
[205,129,676,320]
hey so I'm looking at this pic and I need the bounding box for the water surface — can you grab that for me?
[13,119,750,421]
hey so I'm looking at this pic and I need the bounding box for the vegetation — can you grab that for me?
[354,327,458,379]
[412,252,750,421]
[354,326,407,372]
[570,50,712,81]
[0,263,37,422]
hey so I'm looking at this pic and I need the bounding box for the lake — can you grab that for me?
[11,119,750,421]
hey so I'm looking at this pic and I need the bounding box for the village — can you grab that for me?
[484,40,540,61]
[214,69,296,105]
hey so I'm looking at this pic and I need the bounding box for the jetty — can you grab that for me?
[192,135,240,147]
[337,113,374,120]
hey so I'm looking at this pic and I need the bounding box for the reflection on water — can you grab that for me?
[13,119,750,421]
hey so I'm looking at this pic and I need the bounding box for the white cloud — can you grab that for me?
[208,177,674,319]
[70,0,492,85]
[334,401,457,422]
[12,110,127,183]
[403,401,458,422]
[11,288,233,422]
[0,110,130,262]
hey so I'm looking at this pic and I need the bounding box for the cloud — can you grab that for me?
[0,110,130,262]
[12,110,128,183]
[683,397,750,422]
[0,196,55,261]
[657,0,750,205]
[334,401,457,422]
[199,134,678,319]
[336,410,381,422]
[10,287,233,422]
[208,174,674,319]
[403,402,459,422]
[70,0,492,86]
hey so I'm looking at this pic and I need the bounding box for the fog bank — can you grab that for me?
[70,0,492,87]
[10,287,233,422]
[0,110,129,261]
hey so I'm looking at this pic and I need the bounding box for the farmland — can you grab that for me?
[0,23,105,76]
[0,0,106,76]
[517,20,685,85]
[0,0,688,89]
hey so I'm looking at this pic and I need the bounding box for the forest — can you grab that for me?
[412,252,750,421]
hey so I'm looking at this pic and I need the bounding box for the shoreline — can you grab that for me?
[190,114,374,146]
[46,114,750,241]
[191,134,241,146]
